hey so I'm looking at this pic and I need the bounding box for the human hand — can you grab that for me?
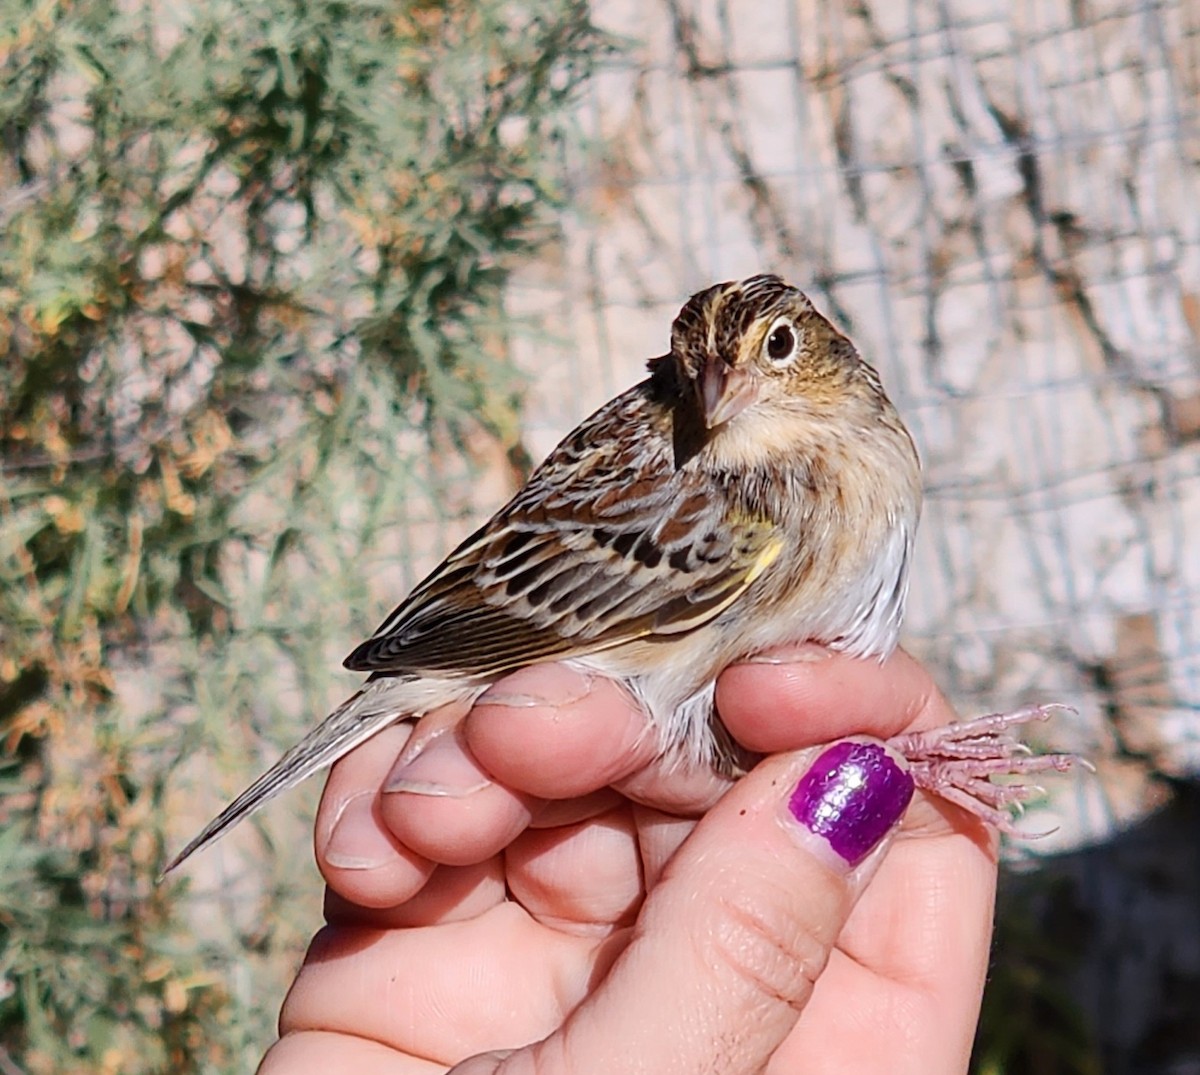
[260,647,996,1074]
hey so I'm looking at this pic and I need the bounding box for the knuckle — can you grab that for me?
[706,882,832,1011]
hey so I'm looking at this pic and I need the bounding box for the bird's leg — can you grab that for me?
[887,704,1085,835]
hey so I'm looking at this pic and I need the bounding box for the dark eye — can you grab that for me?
[766,324,795,362]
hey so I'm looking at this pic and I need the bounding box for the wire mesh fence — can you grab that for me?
[505,2,1200,1065]
[3,0,1198,1069]
[510,0,1200,846]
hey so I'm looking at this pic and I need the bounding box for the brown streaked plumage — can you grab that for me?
[164,274,1076,876]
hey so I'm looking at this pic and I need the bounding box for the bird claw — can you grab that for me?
[887,704,1085,836]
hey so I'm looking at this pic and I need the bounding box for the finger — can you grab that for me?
[454,739,916,1075]
[278,905,626,1064]
[259,1030,444,1074]
[765,676,1000,1073]
[315,723,435,910]
[723,645,1001,852]
[468,664,734,814]
[528,789,625,829]
[465,665,656,798]
[630,806,695,889]
[380,724,538,867]
[504,807,643,932]
[769,823,997,1074]
[716,645,937,753]
[611,753,732,815]
[323,860,507,929]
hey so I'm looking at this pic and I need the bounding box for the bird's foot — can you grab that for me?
[887,704,1086,835]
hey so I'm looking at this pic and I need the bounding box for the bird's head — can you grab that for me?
[664,274,868,431]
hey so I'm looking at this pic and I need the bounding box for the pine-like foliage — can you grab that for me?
[0,1,606,1070]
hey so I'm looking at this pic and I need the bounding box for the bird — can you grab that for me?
[164,273,1074,875]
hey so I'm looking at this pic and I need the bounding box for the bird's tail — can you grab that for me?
[160,680,413,878]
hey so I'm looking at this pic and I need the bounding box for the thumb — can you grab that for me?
[452,738,914,1075]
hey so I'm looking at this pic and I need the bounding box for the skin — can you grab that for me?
[260,646,996,1074]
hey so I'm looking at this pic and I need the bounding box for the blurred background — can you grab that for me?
[1,0,1197,1071]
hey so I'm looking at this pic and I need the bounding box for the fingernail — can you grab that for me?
[476,664,596,709]
[742,643,832,665]
[384,728,493,797]
[786,740,913,868]
[325,790,396,871]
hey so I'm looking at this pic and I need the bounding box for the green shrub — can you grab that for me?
[0,1,606,1069]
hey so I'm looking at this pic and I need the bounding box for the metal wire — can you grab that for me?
[508,0,1200,846]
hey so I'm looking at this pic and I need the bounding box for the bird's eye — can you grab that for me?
[765,322,796,364]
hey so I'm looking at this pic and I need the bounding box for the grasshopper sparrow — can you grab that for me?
[165,275,1075,874]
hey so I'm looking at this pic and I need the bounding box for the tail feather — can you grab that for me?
[161,682,412,878]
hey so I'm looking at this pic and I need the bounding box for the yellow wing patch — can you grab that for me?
[745,535,784,584]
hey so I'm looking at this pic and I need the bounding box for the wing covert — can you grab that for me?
[343,382,784,677]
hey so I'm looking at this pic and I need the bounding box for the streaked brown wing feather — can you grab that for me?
[344,380,782,677]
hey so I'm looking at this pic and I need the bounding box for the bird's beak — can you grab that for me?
[698,359,759,430]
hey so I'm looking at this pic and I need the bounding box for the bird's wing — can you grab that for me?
[344,382,784,678]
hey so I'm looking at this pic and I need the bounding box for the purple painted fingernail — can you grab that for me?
[787,741,914,867]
